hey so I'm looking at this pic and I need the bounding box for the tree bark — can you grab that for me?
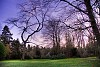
[84,0,100,45]
[84,0,100,57]
[21,42,26,60]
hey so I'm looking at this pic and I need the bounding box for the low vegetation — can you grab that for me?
[0,57,100,67]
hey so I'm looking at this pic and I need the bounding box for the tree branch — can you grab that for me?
[60,0,87,14]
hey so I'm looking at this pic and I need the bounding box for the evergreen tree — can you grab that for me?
[0,25,13,44]
[0,25,12,59]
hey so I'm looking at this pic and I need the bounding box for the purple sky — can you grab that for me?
[0,0,24,41]
[0,0,46,45]
[0,0,67,46]
[0,0,19,21]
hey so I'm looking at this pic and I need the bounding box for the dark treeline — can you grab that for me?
[0,25,96,60]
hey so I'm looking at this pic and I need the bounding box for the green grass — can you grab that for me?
[0,57,100,67]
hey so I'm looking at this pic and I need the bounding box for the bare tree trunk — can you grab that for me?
[56,34,60,54]
[84,0,100,57]
[84,0,100,43]
[21,42,26,60]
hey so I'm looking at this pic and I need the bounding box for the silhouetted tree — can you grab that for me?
[34,45,41,59]
[64,32,76,57]
[7,0,49,59]
[43,19,63,56]
[11,39,22,59]
[60,0,100,58]
[0,25,12,59]
[0,25,13,45]
[26,44,33,59]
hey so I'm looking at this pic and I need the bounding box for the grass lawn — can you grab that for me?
[0,57,100,67]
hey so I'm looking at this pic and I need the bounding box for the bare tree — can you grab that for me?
[42,19,63,55]
[59,0,100,57]
[6,0,49,59]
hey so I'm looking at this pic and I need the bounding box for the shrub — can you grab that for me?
[50,53,66,59]
[0,42,6,60]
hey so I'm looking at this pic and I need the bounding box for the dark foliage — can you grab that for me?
[0,25,13,44]
[10,39,22,59]
[0,42,6,60]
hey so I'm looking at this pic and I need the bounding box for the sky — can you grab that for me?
[0,0,76,47]
[0,0,21,21]
[0,0,89,47]
[0,0,24,42]
[0,0,47,46]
